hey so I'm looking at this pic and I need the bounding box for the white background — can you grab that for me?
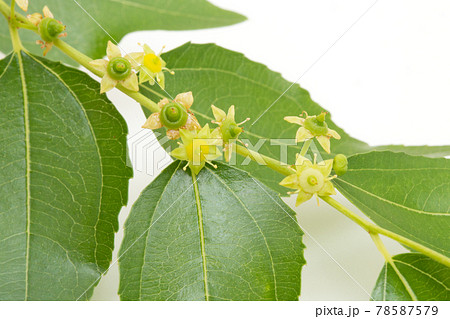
[89,0,450,301]
[2,0,448,302]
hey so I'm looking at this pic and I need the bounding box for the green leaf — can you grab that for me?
[334,151,450,259]
[372,145,450,158]
[140,43,450,193]
[0,51,132,300]
[372,253,450,301]
[118,161,305,301]
[0,1,246,64]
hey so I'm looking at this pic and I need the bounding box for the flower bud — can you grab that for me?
[333,154,348,176]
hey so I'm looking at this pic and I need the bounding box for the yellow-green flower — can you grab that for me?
[89,41,139,94]
[280,154,336,206]
[142,92,201,140]
[284,111,341,154]
[130,44,173,89]
[211,105,249,162]
[171,124,222,175]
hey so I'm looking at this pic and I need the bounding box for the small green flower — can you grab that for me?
[28,6,66,56]
[280,154,336,206]
[211,105,249,162]
[171,124,222,175]
[89,41,139,93]
[284,111,341,154]
[131,44,174,89]
[142,92,201,140]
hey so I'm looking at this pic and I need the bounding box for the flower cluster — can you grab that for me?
[142,100,249,175]
[281,111,348,206]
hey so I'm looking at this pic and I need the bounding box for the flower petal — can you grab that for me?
[166,130,181,140]
[16,0,28,11]
[156,72,165,89]
[227,105,236,121]
[211,105,226,122]
[197,124,210,139]
[100,74,118,93]
[295,154,312,167]
[121,72,139,92]
[327,129,341,140]
[316,135,331,154]
[139,67,154,84]
[143,44,155,55]
[171,146,188,161]
[318,181,336,196]
[106,41,121,59]
[142,113,162,130]
[157,98,170,109]
[174,92,194,109]
[43,5,53,18]
[184,114,201,130]
[316,159,333,177]
[179,129,194,145]
[280,174,300,189]
[284,116,305,125]
[296,127,314,142]
[27,13,42,25]
[89,59,108,73]
[296,191,313,206]
[124,52,144,68]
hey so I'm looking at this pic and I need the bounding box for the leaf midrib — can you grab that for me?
[191,171,209,301]
[17,51,31,301]
[336,179,448,216]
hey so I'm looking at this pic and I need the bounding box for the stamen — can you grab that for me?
[237,118,250,126]
[206,161,218,169]
[237,139,248,147]
[328,175,338,181]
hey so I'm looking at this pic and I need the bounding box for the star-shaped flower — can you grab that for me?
[284,111,341,154]
[28,6,66,56]
[128,44,173,89]
[89,41,139,93]
[171,124,222,175]
[280,154,336,206]
[211,105,249,162]
[142,92,201,140]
